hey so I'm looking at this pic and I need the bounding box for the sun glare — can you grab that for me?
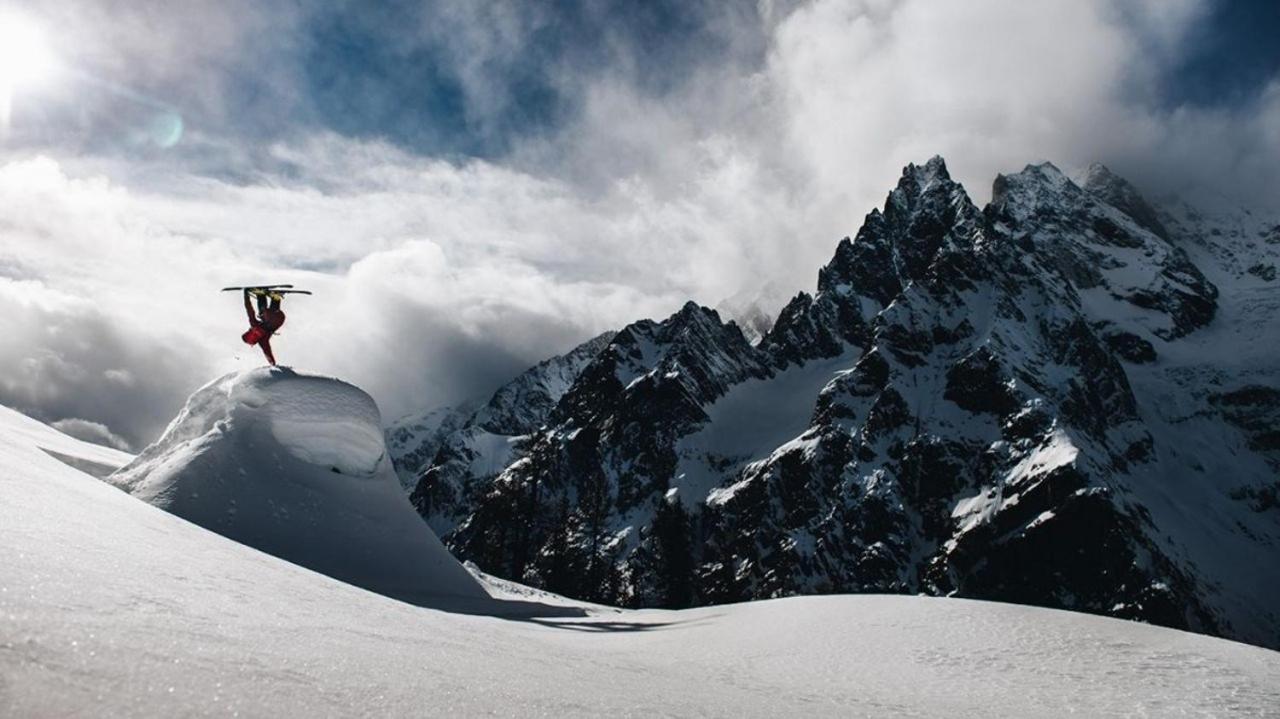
[0,13,55,88]
[0,12,56,133]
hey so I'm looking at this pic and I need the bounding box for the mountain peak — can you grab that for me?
[676,299,710,317]
[1082,163,1169,239]
[1082,162,1144,202]
[1083,162,1121,187]
[814,156,980,305]
[605,300,756,380]
[664,301,729,336]
[1011,161,1071,187]
[717,281,791,346]
[892,156,960,205]
[880,157,974,235]
[902,155,951,183]
[990,161,1079,214]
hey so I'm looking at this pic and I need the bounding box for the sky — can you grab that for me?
[1,0,1278,451]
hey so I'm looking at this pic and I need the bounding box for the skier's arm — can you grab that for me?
[243,290,257,324]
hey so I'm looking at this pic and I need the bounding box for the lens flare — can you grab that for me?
[149,111,184,148]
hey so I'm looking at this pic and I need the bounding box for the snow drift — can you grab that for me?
[109,367,486,603]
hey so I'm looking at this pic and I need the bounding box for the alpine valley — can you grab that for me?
[389,157,1280,650]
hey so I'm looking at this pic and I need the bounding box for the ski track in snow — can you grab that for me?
[3,402,1280,717]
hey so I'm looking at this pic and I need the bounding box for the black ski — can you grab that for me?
[221,284,293,292]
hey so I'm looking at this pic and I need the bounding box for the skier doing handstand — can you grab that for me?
[242,289,286,365]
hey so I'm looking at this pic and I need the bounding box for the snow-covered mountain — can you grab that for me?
[109,367,486,603]
[716,280,795,344]
[385,331,616,535]
[386,401,478,491]
[407,157,1280,649]
[4,402,1279,716]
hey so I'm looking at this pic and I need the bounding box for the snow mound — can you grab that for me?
[109,367,486,603]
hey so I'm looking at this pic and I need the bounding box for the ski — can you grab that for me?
[221,284,293,292]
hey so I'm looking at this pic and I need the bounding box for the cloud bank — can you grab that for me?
[1,0,1277,447]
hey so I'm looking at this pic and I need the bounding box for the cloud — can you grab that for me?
[0,150,700,429]
[0,278,209,449]
[1,0,1278,447]
[19,0,308,151]
[50,417,133,452]
[762,2,1154,216]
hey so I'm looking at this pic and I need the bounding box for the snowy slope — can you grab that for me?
[2,416,1278,717]
[108,368,486,603]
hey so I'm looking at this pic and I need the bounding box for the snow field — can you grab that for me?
[2,391,1279,716]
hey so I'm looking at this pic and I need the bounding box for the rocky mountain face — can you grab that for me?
[387,404,478,492]
[387,331,616,533]
[395,158,1280,649]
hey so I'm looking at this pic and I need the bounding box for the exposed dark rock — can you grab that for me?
[1247,263,1276,281]
[1212,386,1280,455]
[944,347,1020,415]
[1102,330,1157,363]
[1083,163,1170,240]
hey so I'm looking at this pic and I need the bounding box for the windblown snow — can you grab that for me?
[108,367,486,603]
[2,391,1279,716]
[0,403,133,478]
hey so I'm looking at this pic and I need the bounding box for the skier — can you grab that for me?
[241,288,286,366]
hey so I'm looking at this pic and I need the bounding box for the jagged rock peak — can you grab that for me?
[716,281,791,346]
[992,159,1167,239]
[888,155,969,211]
[630,301,745,346]
[674,299,718,323]
[992,161,1073,199]
[602,300,761,388]
[1082,163,1169,239]
[989,161,1085,223]
[890,156,979,226]
[817,156,979,301]
[901,154,951,184]
[1082,162,1125,190]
